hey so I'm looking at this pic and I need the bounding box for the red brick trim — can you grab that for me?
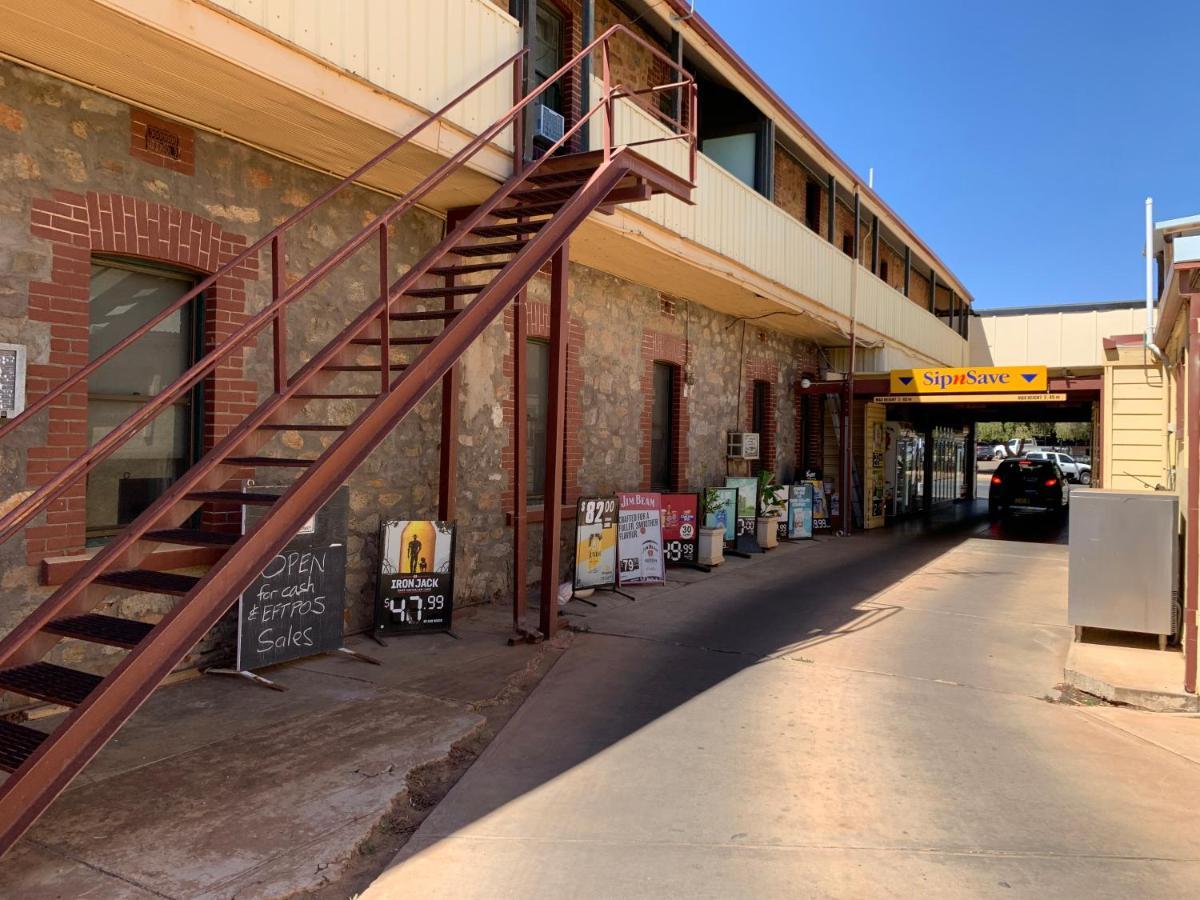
[743,357,779,476]
[25,191,257,562]
[639,329,689,491]
[501,300,585,512]
[130,109,196,176]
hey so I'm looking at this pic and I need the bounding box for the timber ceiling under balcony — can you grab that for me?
[0,0,509,212]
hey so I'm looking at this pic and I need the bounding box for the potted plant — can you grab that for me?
[697,488,726,566]
[756,470,784,549]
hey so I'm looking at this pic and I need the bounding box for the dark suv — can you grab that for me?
[988,457,1069,519]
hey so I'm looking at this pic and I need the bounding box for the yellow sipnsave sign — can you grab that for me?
[890,366,1048,394]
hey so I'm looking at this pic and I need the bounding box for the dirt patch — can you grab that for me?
[298,629,571,898]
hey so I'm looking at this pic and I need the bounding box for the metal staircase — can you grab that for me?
[0,25,694,855]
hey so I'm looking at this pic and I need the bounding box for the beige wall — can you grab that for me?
[973,305,1145,368]
[1101,344,1168,491]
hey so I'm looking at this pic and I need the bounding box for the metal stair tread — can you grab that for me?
[43,614,155,650]
[293,392,378,399]
[428,261,508,277]
[389,309,461,321]
[0,720,48,773]
[184,490,279,505]
[470,221,546,238]
[95,569,200,597]
[0,662,103,708]
[404,284,485,298]
[259,423,345,431]
[225,456,314,467]
[144,527,239,547]
[450,239,530,257]
[349,337,434,346]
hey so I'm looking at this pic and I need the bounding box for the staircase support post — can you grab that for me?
[438,212,465,521]
[271,234,287,392]
[539,243,570,638]
[512,288,529,631]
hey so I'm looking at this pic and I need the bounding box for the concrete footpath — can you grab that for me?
[0,604,567,899]
[366,515,1200,899]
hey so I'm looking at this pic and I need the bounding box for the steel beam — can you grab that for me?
[827,175,836,245]
[871,214,880,275]
[539,243,570,638]
[513,287,529,632]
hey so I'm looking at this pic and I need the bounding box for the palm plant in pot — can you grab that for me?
[698,487,727,566]
[757,470,785,549]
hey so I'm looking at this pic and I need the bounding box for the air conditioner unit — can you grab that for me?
[727,432,760,460]
[534,105,565,144]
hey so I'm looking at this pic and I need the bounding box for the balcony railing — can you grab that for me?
[591,76,967,366]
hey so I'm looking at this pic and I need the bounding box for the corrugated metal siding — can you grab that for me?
[595,84,966,366]
[211,0,520,149]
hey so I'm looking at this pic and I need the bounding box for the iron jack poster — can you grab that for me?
[617,492,665,585]
[574,496,618,589]
[375,520,456,635]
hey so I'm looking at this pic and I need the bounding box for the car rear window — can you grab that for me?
[996,458,1057,475]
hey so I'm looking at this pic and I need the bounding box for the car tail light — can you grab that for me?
[991,475,1003,485]
[1044,478,1059,487]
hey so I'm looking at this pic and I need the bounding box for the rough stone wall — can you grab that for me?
[0,61,450,689]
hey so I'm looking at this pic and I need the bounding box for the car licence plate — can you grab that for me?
[1013,498,1030,506]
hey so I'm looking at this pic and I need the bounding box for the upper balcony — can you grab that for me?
[584,81,968,368]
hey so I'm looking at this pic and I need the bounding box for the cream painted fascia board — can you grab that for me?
[596,205,954,366]
[99,0,513,184]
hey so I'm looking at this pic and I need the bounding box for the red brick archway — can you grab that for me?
[25,191,258,561]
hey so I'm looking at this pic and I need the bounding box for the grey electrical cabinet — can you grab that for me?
[1068,489,1178,647]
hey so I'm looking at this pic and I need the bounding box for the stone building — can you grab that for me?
[0,0,974,842]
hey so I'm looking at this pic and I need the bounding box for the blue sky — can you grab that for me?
[697,0,1200,308]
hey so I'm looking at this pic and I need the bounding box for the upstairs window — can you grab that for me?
[804,180,822,233]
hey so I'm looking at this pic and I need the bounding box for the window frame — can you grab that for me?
[85,255,205,541]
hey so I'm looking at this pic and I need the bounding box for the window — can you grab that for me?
[842,233,854,256]
[752,380,770,453]
[526,339,550,501]
[86,258,201,540]
[880,260,889,282]
[701,133,757,189]
[804,180,822,233]
[532,3,565,115]
[650,363,676,490]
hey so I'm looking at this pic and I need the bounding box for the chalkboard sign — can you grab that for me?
[236,486,348,671]
[375,521,456,635]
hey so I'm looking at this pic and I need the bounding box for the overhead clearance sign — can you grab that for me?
[889,365,1048,394]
